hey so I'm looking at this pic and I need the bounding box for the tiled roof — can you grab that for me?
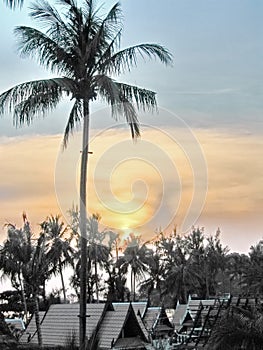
[143,306,173,335]
[112,303,149,341]
[113,302,147,318]
[173,304,188,330]
[20,303,150,349]
[143,307,161,331]
[20,311,46,343]
[188,299,216,320]
[21,304,106,346]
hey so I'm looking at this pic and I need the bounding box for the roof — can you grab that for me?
[143,307,173,335]
[20,303,150,348]
[113,336,147,349]
[20,304,106,346]
[112,303,148,341]
[173,304,192,331]
[187,299,216,320]
[143,307,161,331]
[20,311,46,343]
[113,302,148,318]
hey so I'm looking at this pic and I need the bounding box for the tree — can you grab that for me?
[40,215,74,303]
[117,234,152,301]
[0,215,32,323]
[207,306,263,350]
[0,1,172,347]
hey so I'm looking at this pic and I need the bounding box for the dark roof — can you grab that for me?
[113,336,147,349]
[112,303,149,341]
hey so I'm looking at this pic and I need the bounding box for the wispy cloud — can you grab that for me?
[172,88,239,95]
[0,128,262,253]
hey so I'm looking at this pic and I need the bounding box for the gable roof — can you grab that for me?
[99,303,148,349]
[112,303,149,342]
[113,302,148,318]
[20,303,150,348]
[20,304,106,346]
[188,299,216,320]
[143,306,173,335]
[173,303,192,331]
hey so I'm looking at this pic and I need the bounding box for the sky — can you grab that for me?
[0,0,263,254]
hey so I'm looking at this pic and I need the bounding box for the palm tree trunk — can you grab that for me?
[94,247,99,303]
[59,257,67,303]
[18,273,28,324]
[34,292,42,348]
[79,99,90,350]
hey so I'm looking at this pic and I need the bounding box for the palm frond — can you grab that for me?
[101,43,173,75]
[0,79,69,126]
[14,26,74,76]
[117,82,157,111]
[29,0,63,29]
[63,99,83,148]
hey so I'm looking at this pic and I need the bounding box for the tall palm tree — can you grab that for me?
[0,1,172,348]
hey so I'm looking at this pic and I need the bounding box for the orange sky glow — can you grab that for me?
[1,125,263,253]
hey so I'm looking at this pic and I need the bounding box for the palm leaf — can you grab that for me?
[101,43,173,75]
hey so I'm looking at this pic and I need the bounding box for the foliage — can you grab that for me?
[207,306,263,349]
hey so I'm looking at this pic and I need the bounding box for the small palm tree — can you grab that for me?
[118,234,152,301]
[0,1,172,348]
[40,215,74,303]
[0,215,32,323]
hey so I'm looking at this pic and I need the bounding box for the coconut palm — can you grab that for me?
[0,215,32,323]
[40,215,74,303]
[138,252,165,305]
[0,1,172,347]
[86,215,111,302]
[117,234,152,301]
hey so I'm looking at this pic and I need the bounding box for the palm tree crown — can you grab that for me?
[0,0,172,145]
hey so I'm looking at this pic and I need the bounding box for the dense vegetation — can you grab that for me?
[1,212,262,316]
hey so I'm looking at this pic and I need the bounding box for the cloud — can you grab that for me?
[0,127,262,253]
[172,88,240,95]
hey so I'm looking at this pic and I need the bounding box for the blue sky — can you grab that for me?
[1,0,262,134]
[0,0,263,253]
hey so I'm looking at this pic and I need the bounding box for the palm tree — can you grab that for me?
[138,252,165,305]
[118,234,152,301]
[0,214,32,323]
[40,215,74,303]
[0,1,172,347]
[86,215,110,302]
